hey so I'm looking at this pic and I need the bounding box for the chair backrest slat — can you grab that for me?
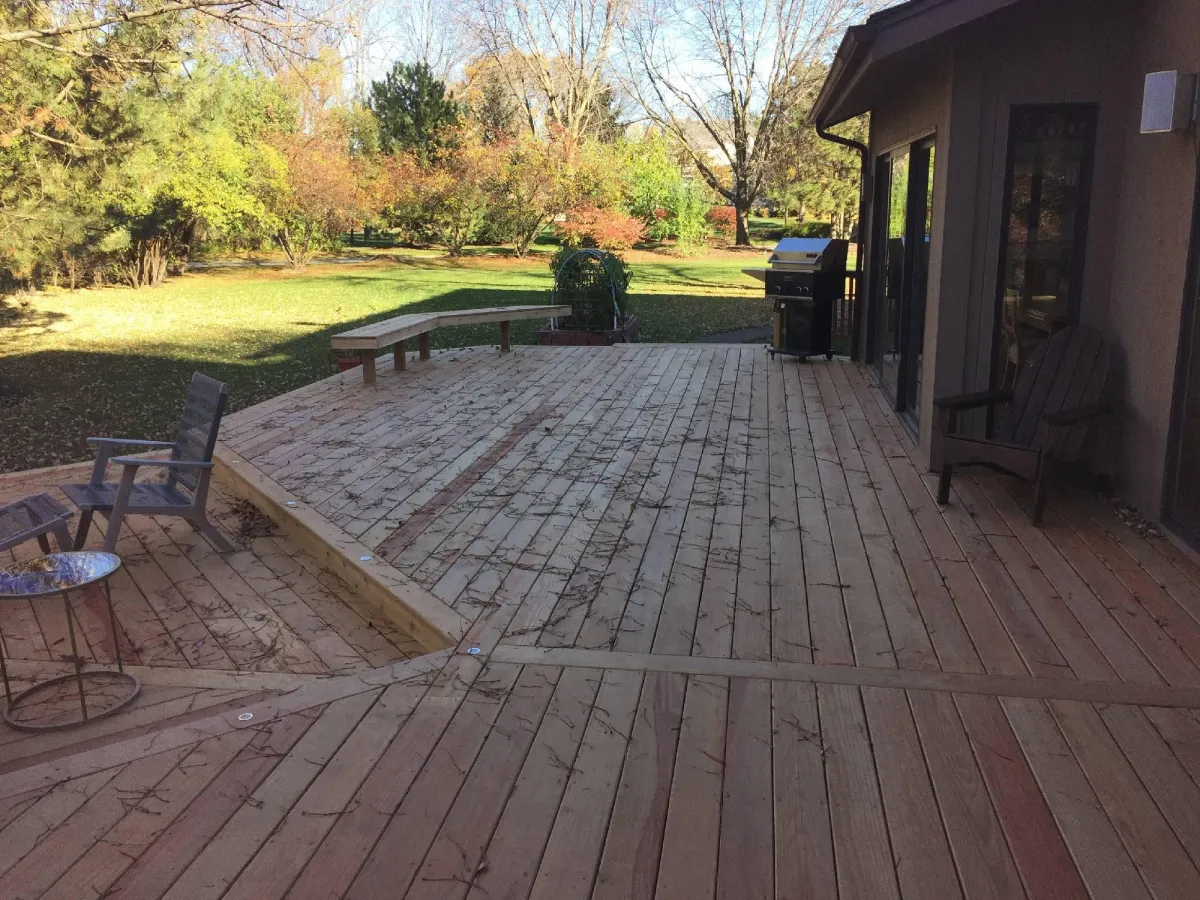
[168,373,228,492]
[1000,324,1110,461]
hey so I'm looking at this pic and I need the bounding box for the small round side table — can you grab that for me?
[0,552,141,732]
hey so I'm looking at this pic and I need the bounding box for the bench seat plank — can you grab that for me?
[332,306,573,352]
[331,314,438,351]
[435,305,572,327]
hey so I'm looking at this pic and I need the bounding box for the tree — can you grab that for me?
[264,128,373,267]
[368,61,461,159]
[0,10,288,288]
[97,65,286,286]
[406,127,503,256]
[462,59,524,143]
[622,0,878,244]
[466,0,626,141]
[488,130,611,256]
[760,67,864,235]
[1,1,344,67]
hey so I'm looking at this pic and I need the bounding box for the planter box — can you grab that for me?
[538,315,639,347]
[335,355,363,373]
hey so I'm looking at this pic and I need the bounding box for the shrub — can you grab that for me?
[782,220,833,239]
[668,181,712,253]
[556,205,646,250]
[645,207,672,242]
[706,206,737,238]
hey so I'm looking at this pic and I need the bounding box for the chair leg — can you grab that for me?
[52,522,73,552]
[101,513,125,553]
[74,510,94,550]
[194,515,236,553]
[36,534,51,554]
[102,467,137,553]
[1032,458,1051,526]
[937,465,954,506]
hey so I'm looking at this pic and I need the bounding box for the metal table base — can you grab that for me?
[0,553,141,732]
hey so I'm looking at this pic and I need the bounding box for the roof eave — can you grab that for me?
[813,24,876,129]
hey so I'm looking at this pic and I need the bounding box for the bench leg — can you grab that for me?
[361,352,376,385]
[499,320,512,353]
[36,534,51,554]
[419,333,431,361]
[394,339,407,371]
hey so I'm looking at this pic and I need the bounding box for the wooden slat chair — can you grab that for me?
[61,373,235,553]
[933,324,1112,524]
[0,493,73,554]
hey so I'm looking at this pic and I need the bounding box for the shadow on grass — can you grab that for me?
[0,286,767,472]
[1,297,68,336]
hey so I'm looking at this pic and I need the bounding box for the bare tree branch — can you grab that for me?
[1,1,269,43]
[464,0,627,140]
[619,0,879,243]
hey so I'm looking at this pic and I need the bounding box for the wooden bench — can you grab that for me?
[331,305,572,384]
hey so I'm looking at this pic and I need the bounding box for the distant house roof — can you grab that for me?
[813,0,1031,127]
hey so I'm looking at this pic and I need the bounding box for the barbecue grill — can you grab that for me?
[757,238,850,361]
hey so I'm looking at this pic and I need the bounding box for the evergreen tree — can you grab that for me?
[368,61,461,160]
[473,74,521,143]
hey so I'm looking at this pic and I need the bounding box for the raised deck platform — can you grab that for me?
[3,345,1200,898]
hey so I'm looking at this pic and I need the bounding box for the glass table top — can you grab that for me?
[0,552,122,599]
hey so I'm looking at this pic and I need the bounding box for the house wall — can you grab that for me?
[1105,0,1200,519]
[932,0,1137,438]
[859,0,1200,525]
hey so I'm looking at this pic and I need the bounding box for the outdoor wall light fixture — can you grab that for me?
[1141,71,1199,133]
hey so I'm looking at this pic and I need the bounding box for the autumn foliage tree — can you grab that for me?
[405,128,503,256]
[265,129,374,268]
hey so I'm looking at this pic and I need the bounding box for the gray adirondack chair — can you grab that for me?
[0,493,73,554]
[62,373,235,553]
[933,324,1112,524]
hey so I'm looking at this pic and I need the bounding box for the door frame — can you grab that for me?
[867,134,936,429]
[1162,167,1200,546]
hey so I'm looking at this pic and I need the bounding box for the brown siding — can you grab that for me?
[934,0,1136,439]
[1105,0,1200,518]
[855,0,1200,524]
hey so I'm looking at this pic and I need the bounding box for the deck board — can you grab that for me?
[3,348,1200,898]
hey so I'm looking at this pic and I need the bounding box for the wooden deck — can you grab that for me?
[3,345,1200,898]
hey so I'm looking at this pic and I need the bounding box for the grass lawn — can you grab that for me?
[0,247,770,472]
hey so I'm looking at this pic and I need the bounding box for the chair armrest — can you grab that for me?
[88,437,175,449]
[933,390,1013,411]
[110,457,213,469]
[87,438,176,486]
[1042,402,1113,427]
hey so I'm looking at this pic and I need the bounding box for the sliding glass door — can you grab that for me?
[871,138,936,428]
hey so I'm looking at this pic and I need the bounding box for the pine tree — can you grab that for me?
[368,62,461,160]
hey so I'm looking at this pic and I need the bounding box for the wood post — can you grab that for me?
[394,339,406,371]
[361,352,376,385]
[419,332,431,361]
[499,320,512,353]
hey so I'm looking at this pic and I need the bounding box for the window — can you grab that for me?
[995,105,1097,389]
